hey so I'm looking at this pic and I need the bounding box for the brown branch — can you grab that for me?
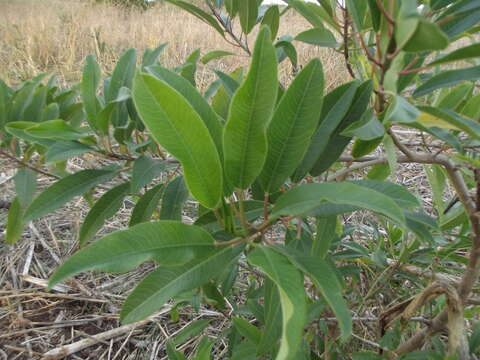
[342,7,356,79]
[0,149,60,179]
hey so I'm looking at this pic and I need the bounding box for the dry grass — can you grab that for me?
[0,0,347,89]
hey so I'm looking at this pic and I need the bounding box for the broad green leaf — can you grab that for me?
[160,176,189,221]
[351,180,419,209]
[194,336,214,360]
[261,5,280,40]
[385,96,420,124]
[146,65,224,156]
[275,247,352,341]
[271,182,405,225]
[367,163,390,180]
[429,43,480,66]
[461,93,480,120]
[284,0,324,28]
[417,106,480,140]
[346,0,366,30]
[292,80,359,182]
[440,4,480,37]
[129,184,164,226]
[367,0,381,31]
[23,85,47,123]
[257,278,282,355]
[165,0,225,37]
[81,55,102,130]
[25,120,88,141]
[310,80,373,176]
[403,19,449,52]
[120,244,243,323]
[5,197,24,245]
[130,154,166,194]
[233,318,262,345]
[8,80,40,123]
[14,169,37,208]
[49,221,218,287]
[211,67,244,119]
[351,137,383,158]
[172,319,211,345]
[223,26,278,189]
[142,42,168,69]
[341,109,384,140]
[106,49,136,102]
[436,83,473,110]
[200,50,234,65]
[179,48,200,86]
[413,66,480,97]
[133,73,223,209]
[247,246,306,360]
[225,0,238,18]
[45,141,95,163]
[5,121,55,147]
[78,183,130,246]
[294,28,338,48]
[259,59,324,192]
[275,39,298,67]
[166,341,188,360]
[313,216,336,259]
[24,169,117,222]
[238,0,258,34]
[214,70,240,97]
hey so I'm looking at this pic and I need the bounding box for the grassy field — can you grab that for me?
[0,0,347,89]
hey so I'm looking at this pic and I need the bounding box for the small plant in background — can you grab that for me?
[1,0,480,358]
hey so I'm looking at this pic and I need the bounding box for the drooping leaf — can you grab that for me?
[200,50,234,65]
[130,154,166,194]
[25,120,89,141]
[223,26,278,189]
[45,141,95,163]
[247,246,306,360]
[49,221,218,287]
[160,176,189,221]
[5,121,55,147]
[165,0,225,37]
[14,169,37,208]
[259,59,324,192]
[271,182,405,225]
[292,80,359,182]
[5,197,24,245]
[129,184,164,226]
[294,27,338,48]
[413,66,480,97]
[120,244,243,323]
[274,247,352,341]
[238,0,259,34]
[133,73,223,209]
[78,183,130,246]
[429,43,480,66]
[24,169,117,222]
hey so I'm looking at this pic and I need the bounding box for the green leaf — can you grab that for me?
[351,180,419,209]
[129,184,164,226]
[310,80,373,176]
[25,120,89,141]
[160,176,189,221]
[133,73,223,209]
[247,246,306,360]
[284,0,324,28]
[41,103,60,122]
[223,26,278,189]
[24,169,117,222]
[259,59,324,192]
[146,66,224,157]
[5,121,55,147]
[385,96,420,124]
[166,341,188,360]
[142,42,168,69]
[294,28,338,48]
[106,49,136,102]
[257,278,282,355]
[341,109,384,140]
[214,70,240,97]
[313,216,336,259]
[346,0,366,30]
[403,19,449,52]
[418,106,480,140]
[172,319,211,345]
[200,50,234,65]
[238,0,258,34]
[120,244,243,323]
[81,55,102,130]
[78,183,130,246]
[292,80,359,182]
[14,169,37,208]
[429,43,480,66]
[367,0,381,31]
[23,85,47,123]
[194,336,214,360]
[5,197,24,245]
[49,221,218,287]
[261,5,280,40]
[275,247,352,341]
[179,48,201,86]
[165,0,225,37]
[233,318,262,345]
[461,93,480,120]
[211,68,244,119]
[45,141,95,163]
[130,154,166,194]
[271,182,405,225]
[413,66,480,97]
